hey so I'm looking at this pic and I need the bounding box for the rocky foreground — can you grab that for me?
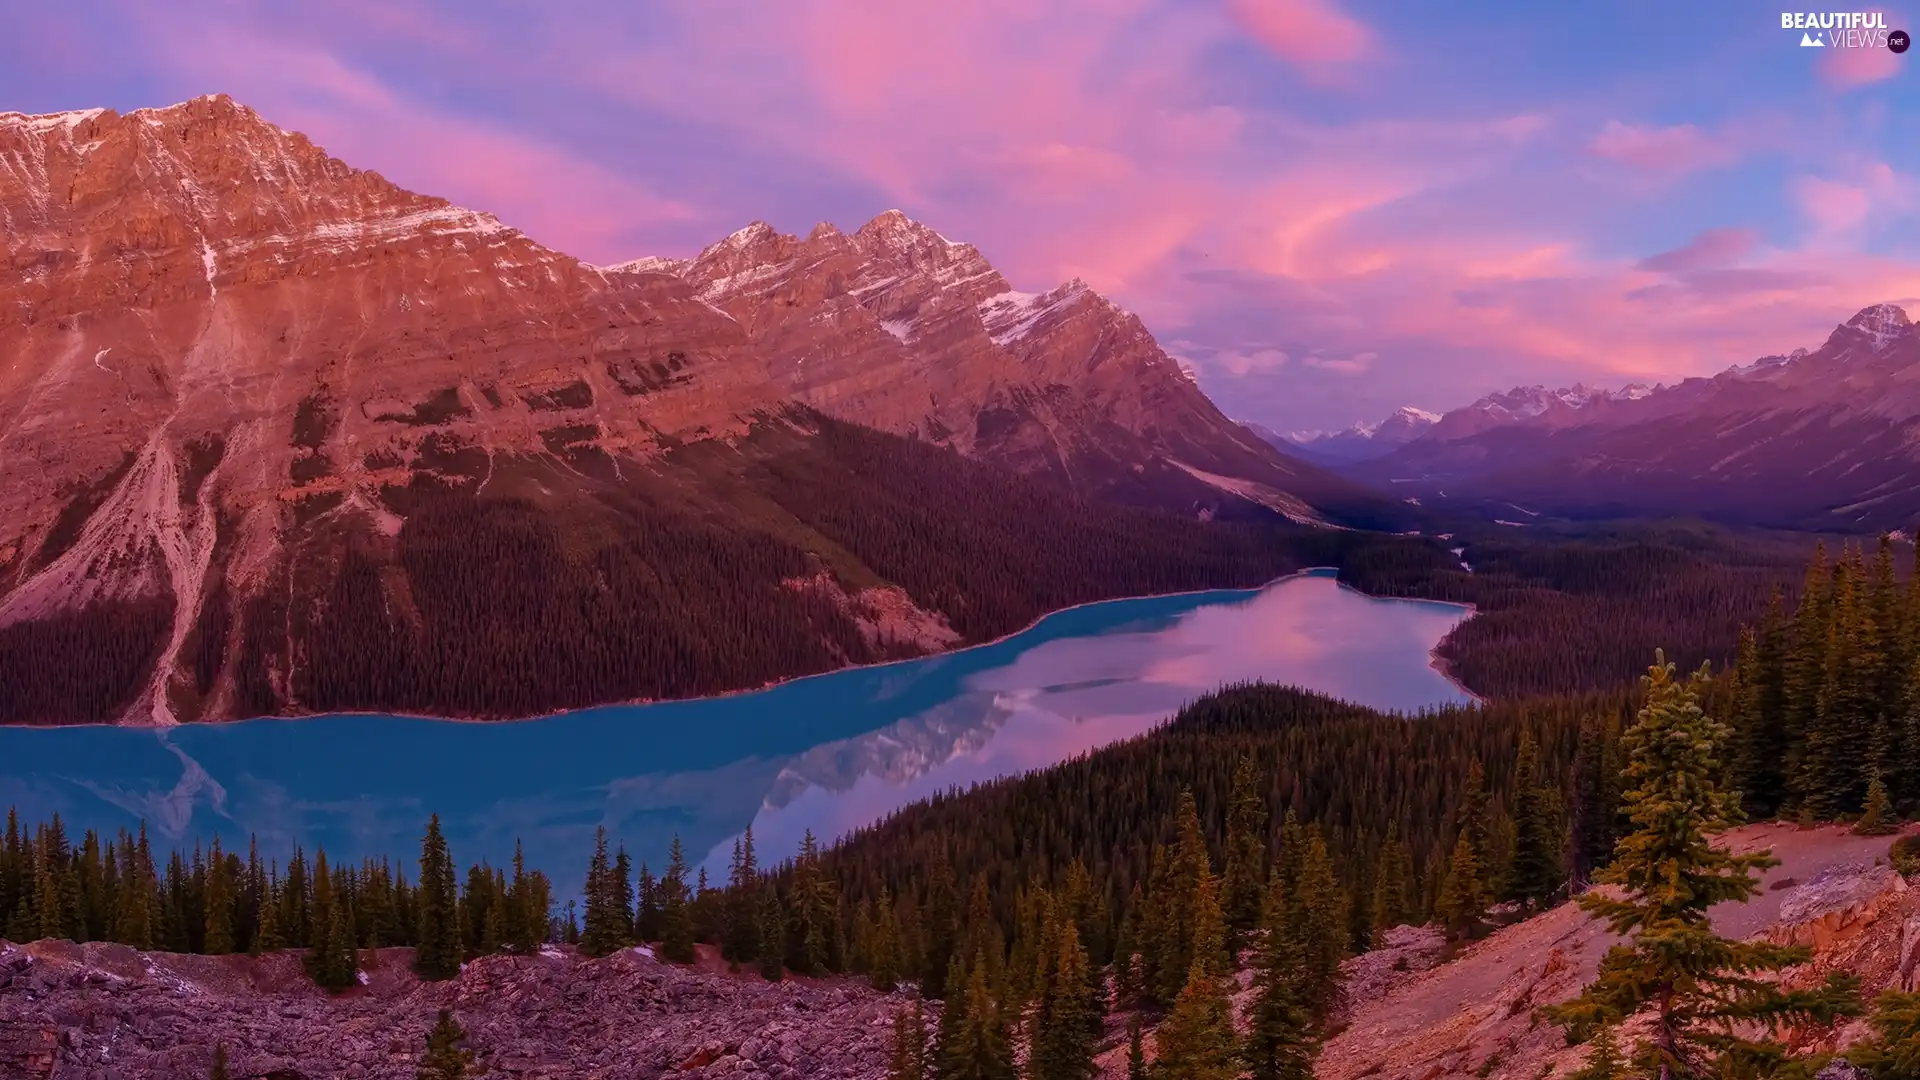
[0,941,914,1079]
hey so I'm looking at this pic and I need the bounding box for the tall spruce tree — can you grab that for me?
[1434,830,1488,942]
[1546,653,1860,1078]
[660,835,696,964]
[724,829,761,964]
[203,838,235,955]
[1369,822,1414,941]
[414,816,461,981]
[935,961,1016,1080]
[1029,917,1100,1080]
[1289,829,1346,1022]
[1150,869,1239,1080]
[1220,755,1269,951]
[1783,545,1834,810]
[1245,874,1319,1080]
[889,998,930,1080]
[1504,732,1565,910]
[756,886,785,981]
[580,827,627,958]
[920,853,959,999]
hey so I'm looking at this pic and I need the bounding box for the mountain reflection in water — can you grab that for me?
[0,570,1471,895]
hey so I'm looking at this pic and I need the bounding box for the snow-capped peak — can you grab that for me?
[1841,303,1911,351]
[1391,406,1443,424]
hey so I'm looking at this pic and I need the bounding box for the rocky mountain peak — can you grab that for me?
[1835,302,1913,352]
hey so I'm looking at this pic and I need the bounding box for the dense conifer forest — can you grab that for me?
[0,410,1832,724]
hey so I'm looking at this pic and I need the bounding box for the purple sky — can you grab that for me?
[4,1,1917,429]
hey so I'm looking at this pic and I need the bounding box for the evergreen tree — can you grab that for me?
[1855,774,1896,836]
[756,887,785,981]
[1289,829,1346,1021]
[1546,652,1861,1078]
[1456,759,1493,876]
[888,998,930,1080]
[1573,710,1624,886]
[1151,865,1238,1080]
[1127,1014,1148,1080]
[1220,755,1269,951]
[1369,823,1414,942]
[255,877,285,953]
[209,1042,230,1080]
[1732,590,1791,818]
[920,854,959,999]
[305,892,359,992]
[414,816,461,981]
[1029,916,1100,1080]
[1849,991,1920,1080]
[417,1009,473,1080]
[1504,732,1565,910]
[634,863,661,943]
[935,962,1016,1080]
[580,827,628,958]
[1245,874,1319,1080]
[870,889,903,991]
[723,829,762,964]
[1434,830,1488,942]
[1809,558,1879,817]
[203,838,235,955]
[1784,545,1834,810]
[660,835,696,964]
[1567,1026,1624,1080]
[1151,791,1210,1005]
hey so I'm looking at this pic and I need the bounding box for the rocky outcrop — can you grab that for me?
[0,938,918,1079]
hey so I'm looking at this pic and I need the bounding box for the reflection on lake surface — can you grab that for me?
[0,570,1471,895]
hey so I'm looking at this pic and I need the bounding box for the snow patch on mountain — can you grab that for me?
[979,282,1089,346]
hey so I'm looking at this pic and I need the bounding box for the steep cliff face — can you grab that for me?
[0,95,791,723]
[612,212,1389,525]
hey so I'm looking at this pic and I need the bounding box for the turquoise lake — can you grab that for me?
[0,570,1472,896]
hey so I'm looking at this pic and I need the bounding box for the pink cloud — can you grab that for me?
[1637,227,1761,273]
[1588,120,1741,174]
[1225,0,1375,66]
[1819,7,1904,86]
[1797,176,1874,233]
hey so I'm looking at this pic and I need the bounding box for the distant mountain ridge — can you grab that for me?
[1258,406,1442,464]
[1346,303,1920,530]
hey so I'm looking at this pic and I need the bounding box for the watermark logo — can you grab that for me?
[1781,11,1907,50]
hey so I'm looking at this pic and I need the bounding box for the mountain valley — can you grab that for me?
[0,96,1399,726]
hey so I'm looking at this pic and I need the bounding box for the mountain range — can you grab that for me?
[1333,304,1919,531]
[0,95,1390,726]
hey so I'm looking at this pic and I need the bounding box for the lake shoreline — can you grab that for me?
[21,567,1480,731]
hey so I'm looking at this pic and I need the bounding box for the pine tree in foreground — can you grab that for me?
[1545,652,1861,1079]
[1855,774,1896,836]
[888,998,930,1080]
[1245,876,1319,1080]
[1150,872,1239,1080]
[417,1009,474,1080]
[209,1041,230,1080]
[415,816,461,981]
[935,962,1015,1080]
[1434,830,1488,942]
[1849,990,1920,1078]
[1029,918,1099,1080]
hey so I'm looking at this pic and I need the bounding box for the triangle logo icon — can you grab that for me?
[1801,31,1825,46]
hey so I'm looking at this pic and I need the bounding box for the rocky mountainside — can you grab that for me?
[1259,406,1442,465]
[1346,304,1920,531]
[0,96,1388,727]
[605,213,1394,526]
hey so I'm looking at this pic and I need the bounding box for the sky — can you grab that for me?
[4,1,1918,431]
